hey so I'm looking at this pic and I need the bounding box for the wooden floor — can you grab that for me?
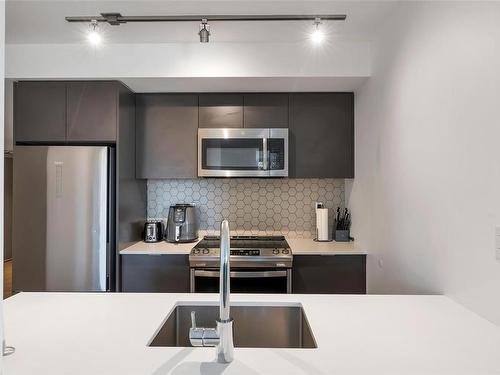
[4,260,12,299]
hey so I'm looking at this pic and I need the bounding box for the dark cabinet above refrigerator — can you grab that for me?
[66,82,118,142]
[14,80,127,144]
[14,81,67,143]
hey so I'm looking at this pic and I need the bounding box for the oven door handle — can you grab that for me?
[194,270,287,278]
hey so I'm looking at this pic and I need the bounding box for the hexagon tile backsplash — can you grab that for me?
[147,178,345,238]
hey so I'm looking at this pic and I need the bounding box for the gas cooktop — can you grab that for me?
[189,235,292,268]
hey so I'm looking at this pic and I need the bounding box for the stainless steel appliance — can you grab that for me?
[144,221,163,243]
[13,146,115,292]
[166,204,198,243]
[198,128,288,177]
[189,235,293,293]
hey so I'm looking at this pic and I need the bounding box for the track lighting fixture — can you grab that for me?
[87,19,102,46]
[66,13,346,45]
[66,14,346,25]
[199,19,210,43]
[310,17,324,44]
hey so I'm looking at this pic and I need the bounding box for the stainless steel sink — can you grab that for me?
[149,304,317,348]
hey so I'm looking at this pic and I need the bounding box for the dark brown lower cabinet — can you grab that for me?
[292,255,366,294]
[121,254,190,292]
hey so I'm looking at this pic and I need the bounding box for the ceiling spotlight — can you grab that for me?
[199,19,210,43]
[310,17,324,44]
[87,19,102,45]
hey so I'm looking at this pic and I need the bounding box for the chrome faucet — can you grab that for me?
[189,220,234,363]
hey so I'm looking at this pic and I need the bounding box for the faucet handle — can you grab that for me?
[189,311,220,347]
[189,311,204,346]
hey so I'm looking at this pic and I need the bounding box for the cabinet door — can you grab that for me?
[67,82,117,142]
[136,94,198,179]
[121,254,190,292]
[243,94,289,128]
[14,81,67,143]
[292,255,366,294]
[289,93,354,178]
[199,94,243,128]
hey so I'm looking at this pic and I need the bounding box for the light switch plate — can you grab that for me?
[496,226,500,261]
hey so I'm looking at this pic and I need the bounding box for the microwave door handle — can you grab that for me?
[262,137,269,170]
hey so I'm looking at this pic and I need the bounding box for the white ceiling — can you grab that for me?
[6,0,397,44]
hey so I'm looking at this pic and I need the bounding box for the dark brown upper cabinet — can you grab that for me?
[289,93,354,178]
[67,82,117,142]
[199,94,243,128]
[136,94,199,179]
[14,82,67,143]
[14,80,128,144]
[243,94,289,128]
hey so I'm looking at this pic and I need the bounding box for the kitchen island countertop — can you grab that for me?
[4,292,500,375]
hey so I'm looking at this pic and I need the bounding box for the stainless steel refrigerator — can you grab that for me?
[13,146,115,292]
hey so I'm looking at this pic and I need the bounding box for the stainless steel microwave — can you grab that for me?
[198,128,288,177]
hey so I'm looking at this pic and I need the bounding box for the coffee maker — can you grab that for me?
[165,204,198,243]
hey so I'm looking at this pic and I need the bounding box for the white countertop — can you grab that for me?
[286,237,365,255]
[121,240,200,255]
[4,293,500,374]
[120,237,366,256]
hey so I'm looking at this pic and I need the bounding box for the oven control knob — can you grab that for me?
[202,249,209,254]
[282,249,290,255]
[272,249,279,255]
[193,249,200,254]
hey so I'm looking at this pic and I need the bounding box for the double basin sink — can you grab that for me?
[149,304,317,349]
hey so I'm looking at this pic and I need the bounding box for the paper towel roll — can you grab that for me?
[316,208,329,241]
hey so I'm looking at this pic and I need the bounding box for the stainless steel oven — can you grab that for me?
[198,128,288,177]
[189,235,293,293]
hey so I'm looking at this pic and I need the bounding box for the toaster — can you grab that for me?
[143,221,163,243]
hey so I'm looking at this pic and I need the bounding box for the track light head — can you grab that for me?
[199,19,210,43]
[87,19,102,45]
[310,17,324,44]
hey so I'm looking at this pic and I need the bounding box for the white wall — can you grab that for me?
[4,40,370,92]
[349,2,500,325]
[6,41,370,79]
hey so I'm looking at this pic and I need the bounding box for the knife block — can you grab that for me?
[334,230,350,242]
